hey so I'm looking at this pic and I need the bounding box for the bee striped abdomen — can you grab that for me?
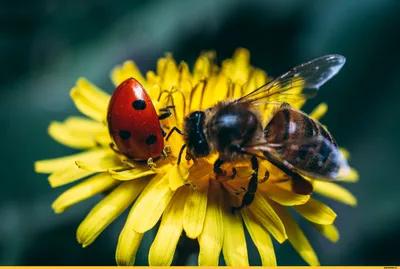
[264,106,341,179]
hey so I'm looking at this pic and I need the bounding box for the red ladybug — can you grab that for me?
[107,78,171,161]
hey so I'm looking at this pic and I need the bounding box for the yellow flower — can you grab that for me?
[34,48,359,266]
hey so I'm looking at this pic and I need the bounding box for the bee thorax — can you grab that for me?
[207,103,262,160]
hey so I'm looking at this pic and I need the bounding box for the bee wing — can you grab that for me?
[245,136,350,180]
[236,54,346,105]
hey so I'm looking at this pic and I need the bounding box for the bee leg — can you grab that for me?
[184,181,198,190]
[259,171,270,183]
[264,151,313,195]
[232,156,259,213]
[291,173,313,195]
[177,144,187,165]
[213,158,226,178]
[233,187,247,195]
[230,167,237,180]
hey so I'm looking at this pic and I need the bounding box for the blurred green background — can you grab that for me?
[1,0,399,266]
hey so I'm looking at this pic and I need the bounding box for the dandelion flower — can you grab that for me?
[35,48,359,266]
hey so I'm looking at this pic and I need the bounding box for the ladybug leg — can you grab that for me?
[162,145,174,163]
[109,143,121,154]
[162,145,172,157]
[147,158,156,169]
[158,105,175,120]
[166,126,183,141]
[147,158,166,172]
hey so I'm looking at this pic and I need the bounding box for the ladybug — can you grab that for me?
[107,77,172,161]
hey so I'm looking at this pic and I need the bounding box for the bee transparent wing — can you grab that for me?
[236,54,346,105]
[245,136,350,180]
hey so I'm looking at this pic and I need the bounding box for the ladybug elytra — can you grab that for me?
[107,78,172,161]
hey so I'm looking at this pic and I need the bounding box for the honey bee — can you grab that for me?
[166,54,350,212]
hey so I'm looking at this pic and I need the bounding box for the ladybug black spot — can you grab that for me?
[146,134,157,145]
[132,99,146,110]
[119,130,131,140]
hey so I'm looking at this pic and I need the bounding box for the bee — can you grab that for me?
[166,54,350,212]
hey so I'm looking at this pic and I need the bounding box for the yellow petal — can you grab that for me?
[48,121,98,149]
[158,54,179,91]
[35,148,109,174]
[337,167,359,183]
[64,116,105,130]
[242,208,276,266]
[116,230,144,266]
[312,223,340,243]
[193,51,216,84]
[309,103,328,120]
[339,147,350,160]
[243,67,268,96]
[92,129,112,146]
[148,187,187,266]
[260,183,310,206]
[146,71,162,101]
[63,116,111,146]
[70,88,104,122]
[77,178,148,247]
[52,173,119,213]
[76,77,110,108]
[169,164,189,191]
[48,164,95,188]
[109,167,155,181]
[294,197,337,225]
[248,192,287,243]
[223,48,252,87]
[222,193,249,266]
[187,159,213,181]
[116,176,172,266]
[157,85,187,126]
[70,78,110,122]
[111,60,147,89]
[188,80,206,111]
[75,153,125,172]
[183,179,209,239]
[198,181,223,266]
[110,65,126,88]
[270,201,320,266]
[313,180,357,206]
[212,74,231,103]
[201,77,220,110]
[131,172,175,233]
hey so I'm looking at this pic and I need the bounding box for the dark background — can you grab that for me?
[1,0,399,266]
